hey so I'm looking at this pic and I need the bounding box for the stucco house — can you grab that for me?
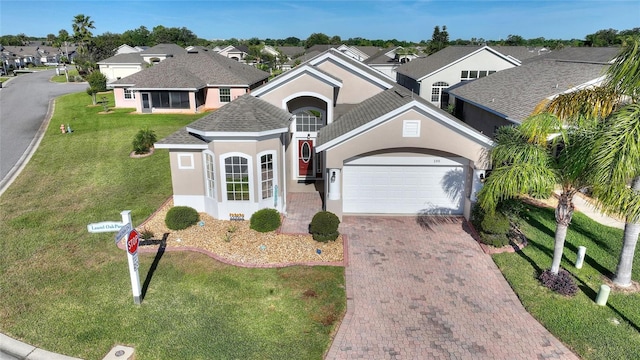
[97,53,147,82]
[108,48,270,113]
[445,47,619,137]
[395,45,548,108]
[155,49,494,221]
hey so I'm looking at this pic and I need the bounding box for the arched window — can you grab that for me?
[431,81,450,103]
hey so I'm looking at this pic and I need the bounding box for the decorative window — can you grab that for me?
[220,88,231,103]
[225,156,249,201]
[204,152,215,198]
[178,154,194,169]
[124,88,135,99]
[294,109,325,132]
[260,154,274,199]
[431,81,449,103]
[403,120,421,137]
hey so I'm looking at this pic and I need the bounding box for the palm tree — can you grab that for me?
[541,36,640,286]
[477,113,596,275]
[72,14,95,54]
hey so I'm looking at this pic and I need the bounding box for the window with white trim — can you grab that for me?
[204,152,215,198]
[294,109,325,132]
[225,156,249,201]
[260,154,274,199]
[431,81,449,103]
[124,88,135,99]
[220,88,231,103]
[461,70,496,81]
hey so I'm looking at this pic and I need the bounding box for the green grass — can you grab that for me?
[0,92,346,359]
[51,68,80,83]
[493,203,640,360]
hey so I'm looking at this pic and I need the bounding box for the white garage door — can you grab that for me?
[343,157,467,215]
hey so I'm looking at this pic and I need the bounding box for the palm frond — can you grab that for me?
[542,87,620,121]
[605,36,640,101]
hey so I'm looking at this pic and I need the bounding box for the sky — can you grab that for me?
[1,0,638,43]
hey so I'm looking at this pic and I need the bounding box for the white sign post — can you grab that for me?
[120,210,142,305]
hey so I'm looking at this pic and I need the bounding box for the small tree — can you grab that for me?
[86,71,106,105]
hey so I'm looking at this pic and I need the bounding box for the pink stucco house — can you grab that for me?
[108,48,269,114]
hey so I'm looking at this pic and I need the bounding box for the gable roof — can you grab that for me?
[276,46,305,59]
[317,86,493,151]
[109,50,270,89]
[97,53,145,65]
[253,48,394,97]
[448,57,610,123]
[140,43,187,56]
[186,94,291,136]
[396,46,521,81]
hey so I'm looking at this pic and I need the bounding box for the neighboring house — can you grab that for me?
[445,47,619,137]
[217,45,249,62]
[155,49,494,221]
[364,46,421,79]
[275,46,305,61]
[114,44,147,55]
[395,46,541,107]
[140,43,187,65]
[108,48,270,113]
[97,53,147,82]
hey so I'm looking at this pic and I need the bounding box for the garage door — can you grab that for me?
[343,157,467,215]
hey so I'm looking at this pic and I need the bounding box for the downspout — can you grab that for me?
[281,132,287,215]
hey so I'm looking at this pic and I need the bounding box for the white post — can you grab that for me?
[471,169,486,202]
[121,210,141,305]
[328,168,341,201]
[575,246,586,269]
[595,284,611,306]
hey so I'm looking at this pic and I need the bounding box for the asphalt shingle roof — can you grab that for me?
[187,94,292,133]
[110,50,269,89]
[97,53,145,65]
[396,46,482,79]
[523,46,619,64]
[155,128,208,146]
[448,58,610,123]
[140,43,187,56]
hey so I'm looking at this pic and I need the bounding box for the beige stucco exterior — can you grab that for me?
[315,59,386,104]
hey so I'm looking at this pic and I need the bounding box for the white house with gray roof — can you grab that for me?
[396,46,547,107]
[445,47,619,137]
[155,48,494,221]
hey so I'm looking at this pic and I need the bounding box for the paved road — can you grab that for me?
[0,70,86,192]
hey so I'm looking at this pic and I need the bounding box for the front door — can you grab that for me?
[141,93,151,113]
[298,139,314,177]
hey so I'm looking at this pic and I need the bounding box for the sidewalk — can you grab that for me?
[572,192,625,230]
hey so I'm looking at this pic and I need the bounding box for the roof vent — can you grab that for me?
[187,49,199,54]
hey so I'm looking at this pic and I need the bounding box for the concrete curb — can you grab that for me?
[0,333,82,360]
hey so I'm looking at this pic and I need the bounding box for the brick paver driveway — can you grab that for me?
[326,216,578,359]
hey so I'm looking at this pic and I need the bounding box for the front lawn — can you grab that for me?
[493,203,640,360]
[0,92,346,359]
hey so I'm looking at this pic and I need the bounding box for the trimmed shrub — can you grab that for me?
[132,128,158,155]
[538,269,579,296]
[310,211,340,242]
[165,206,199,230]
[479,232,510,247]
[480,211,511,234]
[250,208,281,232]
